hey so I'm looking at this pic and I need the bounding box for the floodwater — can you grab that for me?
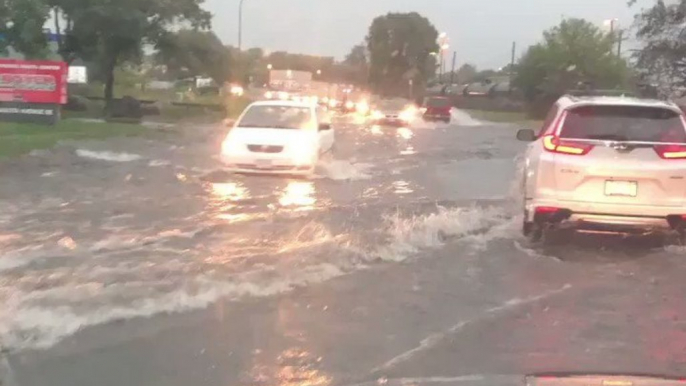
[2,110,686,386]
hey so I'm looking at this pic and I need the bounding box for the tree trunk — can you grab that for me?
[104,55,117,108]
[53,8,62,54]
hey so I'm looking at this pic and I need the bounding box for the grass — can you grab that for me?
[0,119,146,158]
[463,109,543,129]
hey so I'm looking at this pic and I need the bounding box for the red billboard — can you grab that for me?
[0,59,68,105]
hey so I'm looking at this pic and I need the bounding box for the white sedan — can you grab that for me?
[221,100,334,175]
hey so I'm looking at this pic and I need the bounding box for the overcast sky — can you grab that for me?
[203,0,654,70]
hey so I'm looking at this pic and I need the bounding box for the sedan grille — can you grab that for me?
[248,145,284,153]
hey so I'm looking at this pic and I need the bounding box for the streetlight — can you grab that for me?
[437,32,450,83]
[267,64,273,70]
[316,69,322,75]
[238,0,247,50]
[603,18,622,57]
[603,18,619,33]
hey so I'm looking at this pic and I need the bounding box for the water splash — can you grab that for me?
[76,149,142,162]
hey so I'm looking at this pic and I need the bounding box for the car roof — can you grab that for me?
[557,95,681,112]
[250,100,314,109]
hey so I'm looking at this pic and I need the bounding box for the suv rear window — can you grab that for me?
[425,98,451,108]
[560,105,686,143]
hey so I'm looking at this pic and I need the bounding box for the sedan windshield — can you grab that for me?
[237,105,312,130]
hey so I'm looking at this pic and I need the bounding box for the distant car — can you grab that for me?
[517,93,686,243]
[221,100,334,176]
[370,99,416,127]
[422,96,452,123]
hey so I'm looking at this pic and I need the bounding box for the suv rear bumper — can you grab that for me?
[525,198,686,232]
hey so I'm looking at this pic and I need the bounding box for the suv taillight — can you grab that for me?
[654,144,686,159]
[542,135,594,156]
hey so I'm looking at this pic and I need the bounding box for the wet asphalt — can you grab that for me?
[2,112,686,386]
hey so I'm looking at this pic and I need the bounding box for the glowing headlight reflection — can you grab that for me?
[279,181,317,210]
[399,106,417,122]
[356,101,370,114]
[397,127,414,140]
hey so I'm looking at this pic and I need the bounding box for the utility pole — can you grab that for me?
[617,30,623,58]
[510,41,516,80]
[509,41,516,93]
[450,51,457,84]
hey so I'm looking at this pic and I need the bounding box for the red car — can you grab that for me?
[422,96,452,123]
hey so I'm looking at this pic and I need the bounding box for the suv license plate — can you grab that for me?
[605,180,637,197]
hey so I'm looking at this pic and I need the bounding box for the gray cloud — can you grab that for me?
[204,0,651,69]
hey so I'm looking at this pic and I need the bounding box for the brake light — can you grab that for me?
[654,144,686,159]
[535,206,561,214]
[542,135,594,155]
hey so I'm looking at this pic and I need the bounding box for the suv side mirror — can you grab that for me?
[516,129,536,142]
[318,123,331,131]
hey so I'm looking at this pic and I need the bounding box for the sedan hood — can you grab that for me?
[227,127,316,146]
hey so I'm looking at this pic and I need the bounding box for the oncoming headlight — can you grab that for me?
[399,106,417,122]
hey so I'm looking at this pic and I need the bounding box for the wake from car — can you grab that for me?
[375,205,511,261]
[76,149,142,162]
[316,159,373,181]
[451,109,484,126]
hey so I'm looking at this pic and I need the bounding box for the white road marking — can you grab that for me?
[371,284,573,374]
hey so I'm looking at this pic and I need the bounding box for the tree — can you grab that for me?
[514,18,628,102]
[52,0,211,104]
[632,0,686,97]
[344,44,367,66]
[343,44,368,85]
[454,63,477,84]
[473,69,498,82]
[366,12,439,96]
[0,0,50,59]
[156,30,231,85]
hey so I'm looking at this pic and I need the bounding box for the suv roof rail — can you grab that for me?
[565,89,637,98]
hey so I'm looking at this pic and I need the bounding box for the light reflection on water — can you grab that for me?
[392,180,413,195]
[397,127,414,140]
[279,181,316,211]
[400,146,416,155]
[210,182,250,202]
[245,297,332,386]
[206,181,256,223]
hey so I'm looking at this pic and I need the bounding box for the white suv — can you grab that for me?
[517,93,686,242]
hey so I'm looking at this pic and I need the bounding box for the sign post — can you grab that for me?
[0,59,68,125]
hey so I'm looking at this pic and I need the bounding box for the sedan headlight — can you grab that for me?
[399,106,417,122]
[222,138,245,155]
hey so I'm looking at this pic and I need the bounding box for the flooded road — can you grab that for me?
[3,111,686,386]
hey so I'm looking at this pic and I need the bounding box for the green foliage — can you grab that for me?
[344,44,367,66]
[514,18,629,101]
[156,30,231,85]
[455,64,478,84]
[0,0,50,59]
[632,0,686,97]
[366,12,439,95]
[52,0,211,102]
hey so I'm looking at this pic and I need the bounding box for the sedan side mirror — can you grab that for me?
[516,129,536,142]
[319,123,332,131]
